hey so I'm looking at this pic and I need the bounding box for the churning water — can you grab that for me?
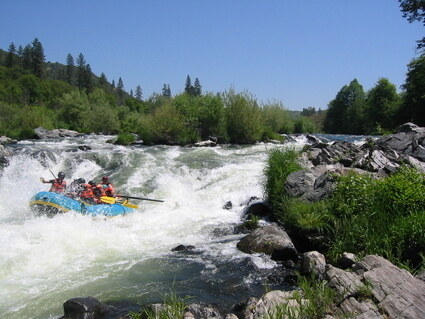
[0,135,310,318]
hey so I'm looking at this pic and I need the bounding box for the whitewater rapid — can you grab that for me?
[0,136,306,318]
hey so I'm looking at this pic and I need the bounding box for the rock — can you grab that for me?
[0,136,17,145]
[397,122,425,134]
[61,297,110,319]
[34,127,83,139]
[337,297,384,319]
[243,201,272,218]
[224,314,239,319]
[339,252,357,269]
[0,144,11,166]
[171,244,196,252]
[194,140,217,147]
[186,303,223,319]
[236,223,298,261]
[223,201,233,210]
[325,264,364,299]
[417,270,425,282]
[356,255,425,319]
[300,251,326,279]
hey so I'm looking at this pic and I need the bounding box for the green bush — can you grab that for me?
[115,132,136,145]
[264,148,301,209]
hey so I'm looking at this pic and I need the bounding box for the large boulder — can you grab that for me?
[236,223,298,261]
[34,127,83,139]
[61,297,111,319]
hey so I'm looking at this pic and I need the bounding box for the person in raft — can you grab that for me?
[40,171,67,193]
[89,180,103,203]
[79,182,97,205]
[98,176,115,197]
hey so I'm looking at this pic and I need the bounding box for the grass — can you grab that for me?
[128,289,190,319]
[263,274,337,319]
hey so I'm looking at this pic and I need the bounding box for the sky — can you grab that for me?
[0,1,423,111]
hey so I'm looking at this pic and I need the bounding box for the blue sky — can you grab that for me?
[1,1,423,111]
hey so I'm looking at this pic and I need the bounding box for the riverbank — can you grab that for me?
[57,123,425,319]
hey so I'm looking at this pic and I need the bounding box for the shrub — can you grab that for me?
[115,132,136,145]
[264,148,301,210]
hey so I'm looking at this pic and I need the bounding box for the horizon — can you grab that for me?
[1,1,423,111]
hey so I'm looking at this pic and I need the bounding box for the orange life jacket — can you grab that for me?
[99,182,114,197]
[80,184,94,199]
[50,179,67,193]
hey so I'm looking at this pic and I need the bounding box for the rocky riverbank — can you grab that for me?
[58,123,425,319]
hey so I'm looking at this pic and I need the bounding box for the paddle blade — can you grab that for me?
[100,196,116,204]
[122,203,139,209]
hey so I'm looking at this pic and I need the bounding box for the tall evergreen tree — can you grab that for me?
[5,42,16,67]
[65,53,75,85]
[194,78,202,96]
[162,84,171,97]
[399,54,425,126]
[117,77,125,104]
[84,64,93,92]
[31,38,45,77]
[135,85,143,100]
[99,72,108,87]
[22,44,32,70]
[185,75,192,95]
[76,53,86,90]
[16,45,23,66]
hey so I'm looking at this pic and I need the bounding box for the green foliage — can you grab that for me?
[399,54,425,126]
[115,131,136,145]
[323,79,366,134]
[293,116,317,133]
[264,148,301,209]
[129,289,190,319]
[280,198,332,234]
[261,102,293,134]
[223,89,264,143]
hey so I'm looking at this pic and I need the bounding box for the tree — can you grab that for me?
[31,38,45,77]
[135,85,143,100]
[76,53,86,90]
[162,84,171,97]
[117,77,125,104]
[194,78,202,96]
[399,54,425,126]
[365,78,401,132]
[398,0,425,50]
[5,42,16,67]
[185,75,192,95]
[22,44,32,70]
[65,53,74,85]
[324,79,366,134]
[301,106,316,117]
[84,64,93,92]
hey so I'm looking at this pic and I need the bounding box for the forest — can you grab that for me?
[0,34,424,144]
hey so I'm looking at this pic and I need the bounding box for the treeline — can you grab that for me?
[323,56,425,135]
[0,38,320,144]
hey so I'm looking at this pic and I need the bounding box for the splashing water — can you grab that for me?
[0,136,307,318]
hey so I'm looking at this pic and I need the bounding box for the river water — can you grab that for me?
[0,135,316,318]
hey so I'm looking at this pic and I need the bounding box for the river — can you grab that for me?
[0,135,317,318]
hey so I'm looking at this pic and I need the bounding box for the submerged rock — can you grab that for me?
[34,127,84,139]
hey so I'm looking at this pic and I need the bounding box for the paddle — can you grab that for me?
[101,195,164,203]
[116,195,165,203]
[99,196,139,209]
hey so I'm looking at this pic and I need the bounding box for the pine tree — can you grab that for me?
[162,84,171,97]
[31,38,45,77]
[135,85,143,100]
[22,44,32,70]
[194,78,202,96]
[16,45,23,66]
[65,53,74,85]
[99,72,108,87]
[5,42,16,67]
[84,64,93,92]
[117,77,125,104]
[76,53,86,90]
[185,75,192,95]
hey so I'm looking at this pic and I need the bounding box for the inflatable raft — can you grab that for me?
[30,191,134,217]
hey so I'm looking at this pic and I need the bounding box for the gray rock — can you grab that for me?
[358,255,425,319]
[34,127,83,139]
[61,297,110,319]
[0,136,17,145]
[236,223,298,261]
[340,252,357,269]
[186,303,223,319]
[338,297,384,319]
[300,251,326,279]
[325,264,365,299]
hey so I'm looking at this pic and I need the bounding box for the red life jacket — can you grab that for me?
[99,182,114,197]
[50,179,66,193]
